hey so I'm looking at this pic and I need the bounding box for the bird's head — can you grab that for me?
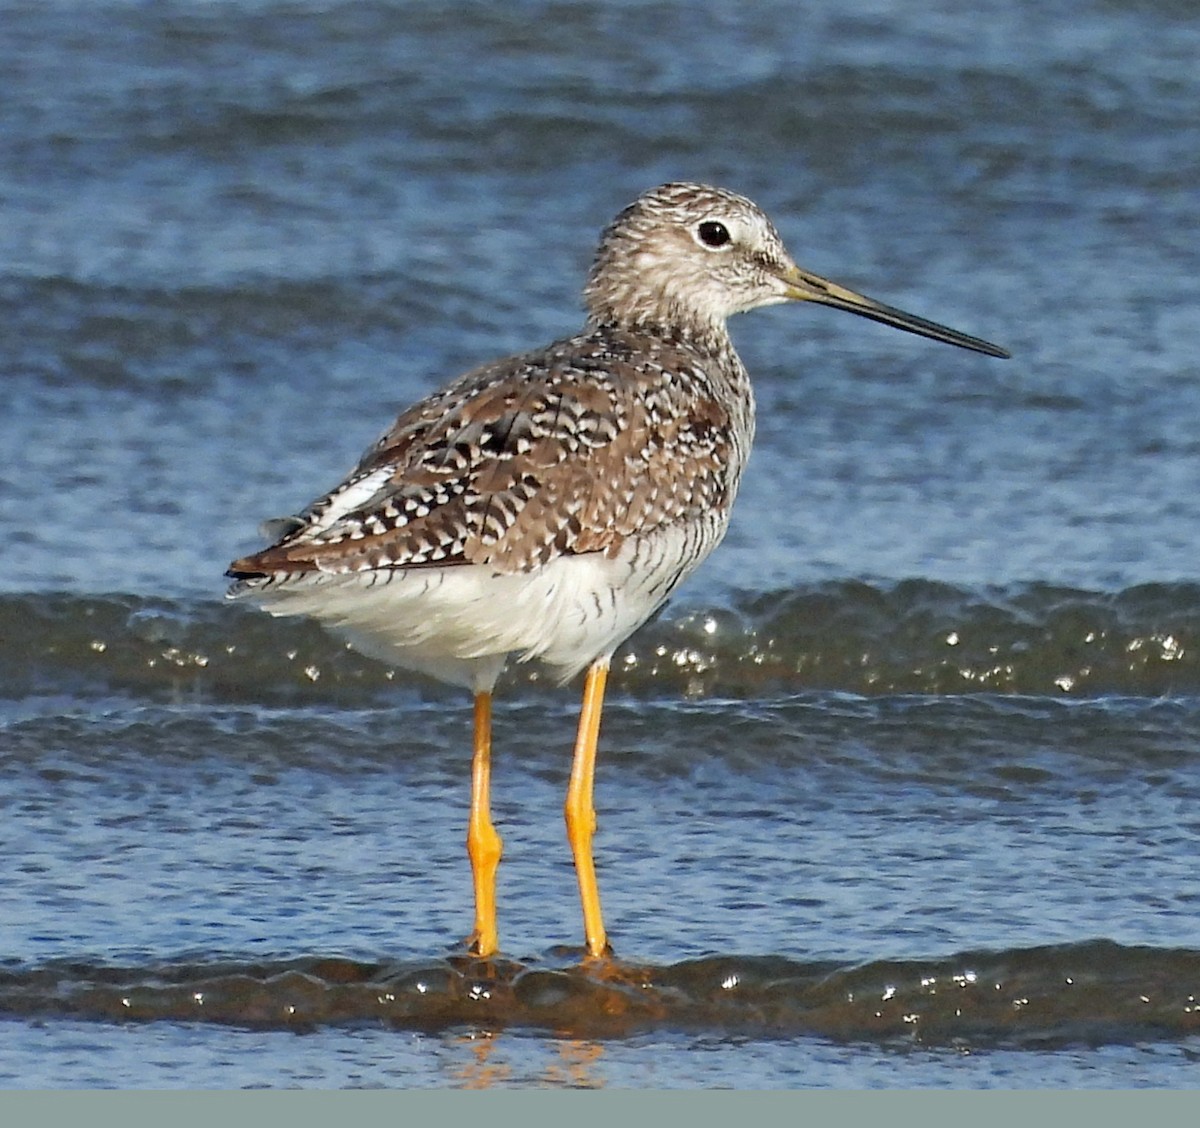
[584,182,1008,358]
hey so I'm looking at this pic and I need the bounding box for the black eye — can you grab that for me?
[697,220,731,248]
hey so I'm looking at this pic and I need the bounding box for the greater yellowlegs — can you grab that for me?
[227,182,1008,958]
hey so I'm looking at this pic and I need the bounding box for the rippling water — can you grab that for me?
[3,0,1200,1090]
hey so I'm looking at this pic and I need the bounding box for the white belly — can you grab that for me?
[229,518,723,691]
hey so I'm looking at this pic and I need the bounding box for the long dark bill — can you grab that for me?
[782,266,1010,359]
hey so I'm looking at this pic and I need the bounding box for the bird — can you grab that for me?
[226,182,1008,960]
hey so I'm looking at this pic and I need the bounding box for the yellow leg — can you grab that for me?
[565,659,611,958]
[466,690,502,957]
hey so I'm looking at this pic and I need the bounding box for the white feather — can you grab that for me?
[230,523,717,692]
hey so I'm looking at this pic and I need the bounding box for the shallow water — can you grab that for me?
[2,0,1200,1089]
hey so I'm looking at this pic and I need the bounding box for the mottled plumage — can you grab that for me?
[233,328,744,584]
[227,182,1007,958]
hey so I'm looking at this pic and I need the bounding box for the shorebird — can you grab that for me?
[227,182,1007,959]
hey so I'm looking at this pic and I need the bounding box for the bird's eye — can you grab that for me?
[696,220,732,249]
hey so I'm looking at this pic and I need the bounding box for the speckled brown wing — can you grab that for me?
[227,327,738,581]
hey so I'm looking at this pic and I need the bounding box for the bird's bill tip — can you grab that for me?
[780,266,1010,359]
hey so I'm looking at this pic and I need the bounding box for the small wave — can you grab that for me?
[2,581,1199,704]
[1,940,1195,1045]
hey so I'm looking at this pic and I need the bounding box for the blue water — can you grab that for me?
[2,0,1200,1089]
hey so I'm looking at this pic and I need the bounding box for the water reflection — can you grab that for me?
[454,1032,605,1089]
